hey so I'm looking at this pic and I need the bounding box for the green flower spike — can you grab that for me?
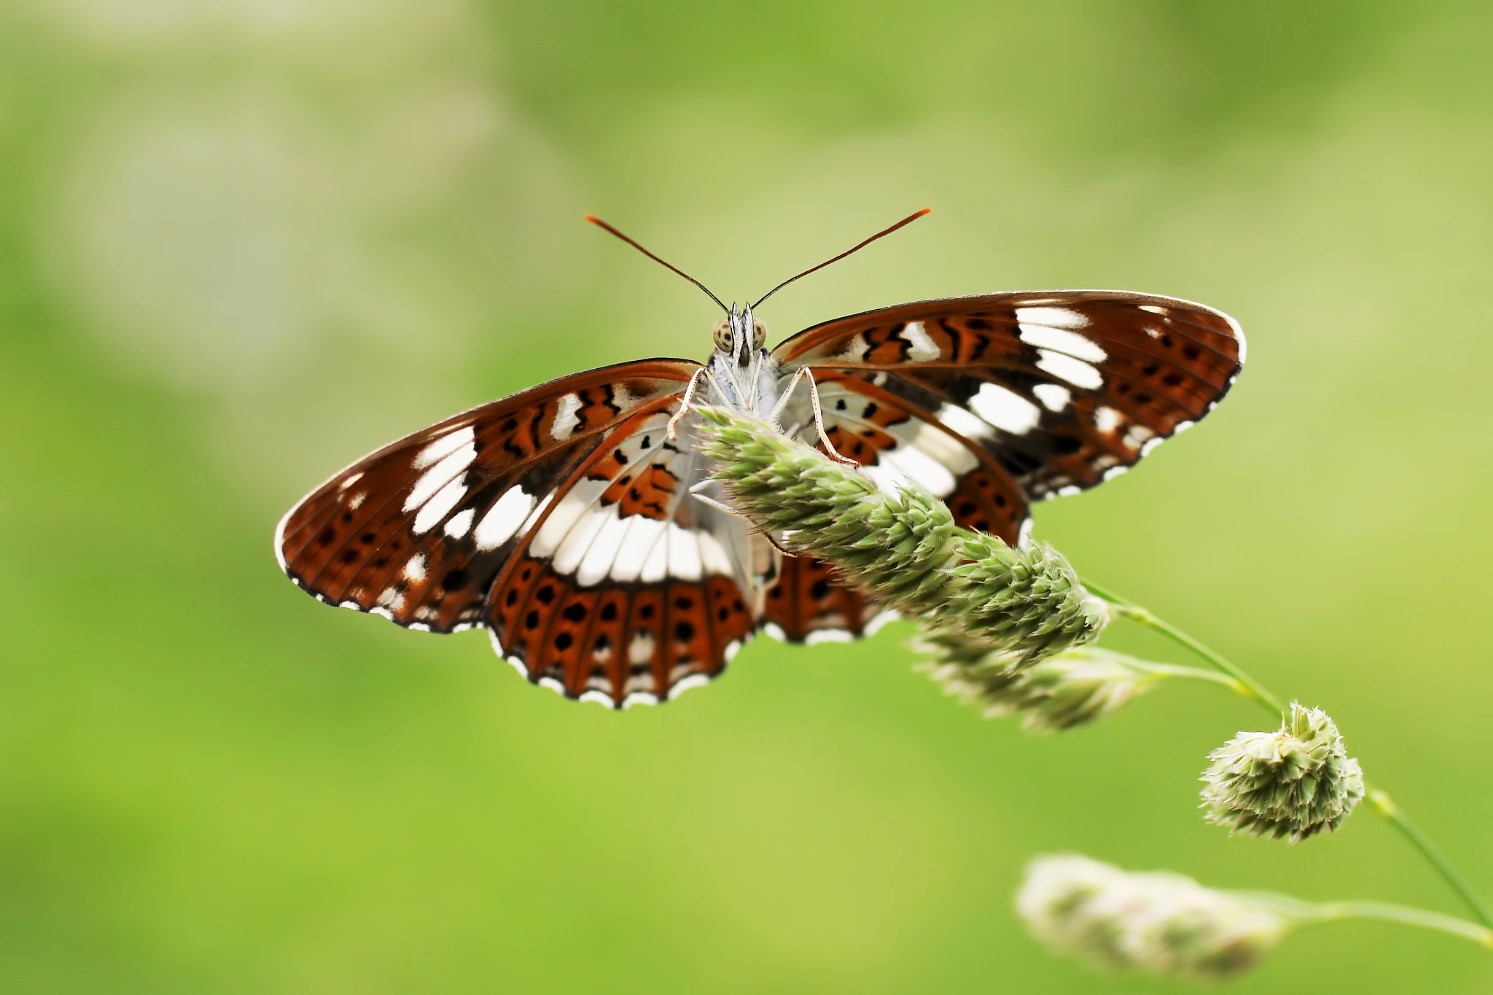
[1201,702,1365,842]
[1017,854,1290,981]
[927,646,1170,733]
[692,406,1107,670]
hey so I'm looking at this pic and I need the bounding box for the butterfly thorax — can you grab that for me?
[707,303,782,418]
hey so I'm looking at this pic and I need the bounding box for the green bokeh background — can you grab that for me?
[4,2,1491,992]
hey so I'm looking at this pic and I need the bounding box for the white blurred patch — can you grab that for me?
[550,394,582,441]
[1036,350,1103,390]
[404,439,477,512]
[900,321,939,361]
[402,554,427,582]
[414,426,475,470]
[935,403,995,441]
[862,445,960,498]
[894,418,979,475]
[1015,306,1089,330]
[475,487,537,551]
[443,508,475,539]
[969,384,1042,435]
[1018,323,1107,363]
[1032,383,1071,412]
[412,477,467,535]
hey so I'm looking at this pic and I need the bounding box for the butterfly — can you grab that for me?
[275,209,1244,708]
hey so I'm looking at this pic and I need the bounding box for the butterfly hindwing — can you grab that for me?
[483,405,769,707]
[761,371,1035,644]
[760,554,895,644]
[490,559,757,706]
[773,291,1243,500]
[274,360,700,632]
[798,371,1033,540]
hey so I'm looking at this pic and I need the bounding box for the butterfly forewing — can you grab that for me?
[275,361,701,633]
[761,292,1242,645]
[773,291,1243,500]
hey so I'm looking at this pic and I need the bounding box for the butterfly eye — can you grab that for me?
[713,319,731,351]
[752,319,767,351]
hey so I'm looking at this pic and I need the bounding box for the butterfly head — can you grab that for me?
[707,303,776,415]
[712,304,767,369]
[583,209,932,420]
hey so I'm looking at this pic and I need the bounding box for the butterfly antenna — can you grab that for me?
[752,207,932,309]
[585,215,729,314]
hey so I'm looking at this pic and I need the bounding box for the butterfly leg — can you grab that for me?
[667,366,723,441]
[686,479,746,517]
[687,479,798,557]
[770,367,859,465]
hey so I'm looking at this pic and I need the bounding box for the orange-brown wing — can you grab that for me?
[773,290,1243,500]
[764,291,1243,644]
[483,402,771,708]
[760,554,896,644]
[759,370,1033,643]
[274,360,699,634]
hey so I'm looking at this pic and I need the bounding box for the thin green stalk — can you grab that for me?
[1133,660,1248,694]
[1253,894,1493,948]
[1081,578,1284,715]
[1315,902,1493,947]
[1083,577,1493,932]
[1367,789,1493,930]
